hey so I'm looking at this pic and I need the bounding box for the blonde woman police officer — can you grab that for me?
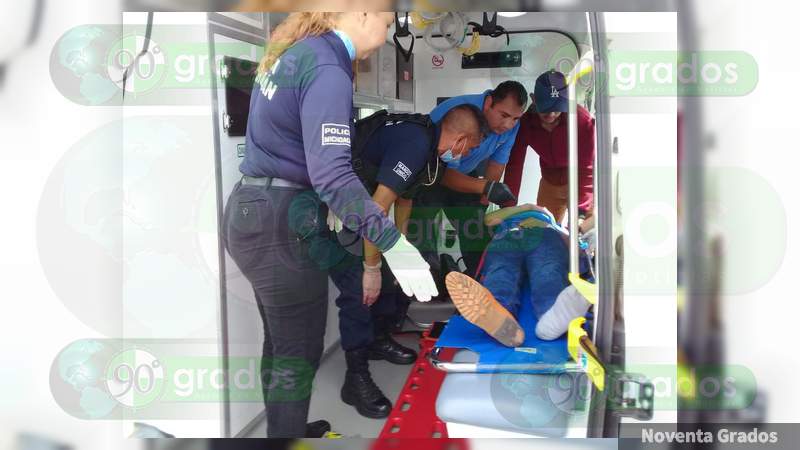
[222,13,437,437]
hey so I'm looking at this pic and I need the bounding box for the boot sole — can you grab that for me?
[445,272,525,347]
[341,388,391,419]
[368,351,417,365]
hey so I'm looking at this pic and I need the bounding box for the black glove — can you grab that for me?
[483,181,517,205]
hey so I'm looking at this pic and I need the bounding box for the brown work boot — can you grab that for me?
[445,272,525,347]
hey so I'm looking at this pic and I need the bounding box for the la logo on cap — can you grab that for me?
[550,86,560,98]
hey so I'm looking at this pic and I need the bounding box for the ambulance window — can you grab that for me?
[222,56,257,137]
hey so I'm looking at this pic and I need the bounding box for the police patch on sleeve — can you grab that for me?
[393,162,413,181]
[321,123,351,146]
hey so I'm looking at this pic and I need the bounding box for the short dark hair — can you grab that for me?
[489,80,528,109]
[441,104,489,141]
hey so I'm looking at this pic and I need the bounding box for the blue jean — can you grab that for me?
[480,227,572,320]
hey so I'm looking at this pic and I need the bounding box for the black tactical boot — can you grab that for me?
[341,348,392,418]
[368,334,418,365]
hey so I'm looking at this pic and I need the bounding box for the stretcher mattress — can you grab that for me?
[435,282,579,372]
[436,349,579,437]
[434,209,590,372]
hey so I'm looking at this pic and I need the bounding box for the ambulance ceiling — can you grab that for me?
[461,12,589,34]
[392,12,592,47]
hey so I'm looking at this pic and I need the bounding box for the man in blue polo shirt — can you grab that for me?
[408,81,528,276]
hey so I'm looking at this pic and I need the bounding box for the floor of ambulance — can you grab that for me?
[244,333,421,438]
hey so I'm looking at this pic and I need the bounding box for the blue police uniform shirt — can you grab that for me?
[361,121,439,197]
[429,90,521,174]
[240,31,400,251]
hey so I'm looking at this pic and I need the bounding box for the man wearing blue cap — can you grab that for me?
[504,70,596,224]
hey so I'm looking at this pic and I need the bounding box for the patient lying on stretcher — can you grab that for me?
[445,204,595,347]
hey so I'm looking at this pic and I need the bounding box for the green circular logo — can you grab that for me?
[106,34,168,97]
[105,347,165,409]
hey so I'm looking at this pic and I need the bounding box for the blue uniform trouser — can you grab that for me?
[481,227,584,320]
[328,252,407,351]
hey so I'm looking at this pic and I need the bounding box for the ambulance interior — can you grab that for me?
[118,10,677,440]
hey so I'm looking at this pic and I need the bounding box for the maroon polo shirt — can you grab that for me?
[503,104,596,212]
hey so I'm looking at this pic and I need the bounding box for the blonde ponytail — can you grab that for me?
[258,12,341,75]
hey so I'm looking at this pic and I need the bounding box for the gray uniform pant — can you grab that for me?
[223,181,329,438]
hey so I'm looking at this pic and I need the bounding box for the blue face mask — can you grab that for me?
[440,139,464,166]
[333,29,356,61]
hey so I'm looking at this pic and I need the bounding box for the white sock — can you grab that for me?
[535,285,591,340]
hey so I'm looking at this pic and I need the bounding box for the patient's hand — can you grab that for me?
[576,215,597,253]
[484,203,554,227]
[578,214,595,234]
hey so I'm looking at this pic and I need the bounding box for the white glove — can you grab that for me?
[326,209,343,232]
[362,261,382,306]
[382,234,438,302]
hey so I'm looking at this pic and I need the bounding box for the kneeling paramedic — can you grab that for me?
[329,104,487,418]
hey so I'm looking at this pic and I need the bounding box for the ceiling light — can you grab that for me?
[397,14,413,24]
[497,12,526,18]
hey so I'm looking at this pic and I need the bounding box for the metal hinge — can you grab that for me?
[608,369,655,421]
[569,319,654,421]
